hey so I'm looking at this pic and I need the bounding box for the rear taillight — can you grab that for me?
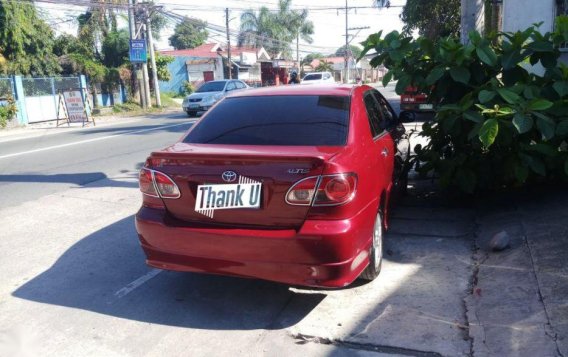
[139,168,181,199]
[153,171,181,198]
[286,173,357,206]
[316,175,357,205]
[286,176,319,205]
[139,168,158,197]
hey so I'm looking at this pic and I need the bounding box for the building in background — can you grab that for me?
[159,43,272,94]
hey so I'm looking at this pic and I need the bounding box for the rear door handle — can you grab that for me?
[381,148,389,157]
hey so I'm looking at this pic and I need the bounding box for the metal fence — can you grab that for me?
[22,77,82,123]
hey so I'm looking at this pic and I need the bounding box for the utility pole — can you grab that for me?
[146,6,161,107]
[344,0,349,83]
[225,8,232,79]
[138,14,151,108]
[128,0,141,106]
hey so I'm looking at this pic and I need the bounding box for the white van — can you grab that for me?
[300,72,335,85]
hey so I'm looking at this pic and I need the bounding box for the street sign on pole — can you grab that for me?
[129,39,147,63]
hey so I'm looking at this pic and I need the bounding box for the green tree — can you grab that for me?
[239,7,281,55]
[239,0,313,59]
[0,1,60,75]
[315,59,333,72]
[335,44,362,59]
[360,18,568,193]
[286,3,314,63]
[154,54,174,81]
[302,52,324,65]
[77,1,128,58]
[101,29,129,68]
[168,17,208,50]
[394,0,460,40]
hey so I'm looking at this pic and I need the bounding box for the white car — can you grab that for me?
[300,72,336,85]
[183,80,248,117]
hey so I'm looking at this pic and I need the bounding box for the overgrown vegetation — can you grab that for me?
[0,96,17,127]
[361,18,568,193]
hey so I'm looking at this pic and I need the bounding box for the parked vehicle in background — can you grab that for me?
[300,72,335,85]
[182,80,248,117]
[136,84,414,288]
[400,86,433,112]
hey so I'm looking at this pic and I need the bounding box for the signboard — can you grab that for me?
[57,89,94,127]
[63,91,88,123]
[129,39,147,63]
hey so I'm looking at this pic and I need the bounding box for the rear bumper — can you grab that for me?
[135,207,374,288]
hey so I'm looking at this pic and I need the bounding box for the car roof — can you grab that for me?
[228,84,355,98]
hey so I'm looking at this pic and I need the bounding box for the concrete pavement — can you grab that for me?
[468,188,567,357]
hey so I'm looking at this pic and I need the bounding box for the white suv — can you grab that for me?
[300,72,335,85]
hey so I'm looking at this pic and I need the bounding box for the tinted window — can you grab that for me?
[303,74,322,81]
[373,91,395,128]
[364,92,384,137]
[197,81,226,92]
[184,95,350,146]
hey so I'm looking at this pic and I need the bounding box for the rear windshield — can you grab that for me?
[303,74,322,81]
[183,95,350,146]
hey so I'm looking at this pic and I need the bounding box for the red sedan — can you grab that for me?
[135,84,411,288]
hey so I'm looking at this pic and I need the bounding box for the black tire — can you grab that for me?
[360,210,384,281]
[186,111,197,117]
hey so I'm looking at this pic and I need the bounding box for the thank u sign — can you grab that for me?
[195,176,262,218]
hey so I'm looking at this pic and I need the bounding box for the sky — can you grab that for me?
[40,0,406,57]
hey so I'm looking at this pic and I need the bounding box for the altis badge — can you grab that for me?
[195,176,262,218]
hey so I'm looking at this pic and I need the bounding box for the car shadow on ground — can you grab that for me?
[0,173,139,189]
[12,215,325,330]
[71,120,196,137]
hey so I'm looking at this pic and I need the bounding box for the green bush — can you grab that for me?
[181,81,195,96]
[0,96,17,128]
[361,17,568,193]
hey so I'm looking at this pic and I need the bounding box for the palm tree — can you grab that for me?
[287,7,314,67]
[238,0,313,59]
[315,59,334,72]
[239,7,283,57]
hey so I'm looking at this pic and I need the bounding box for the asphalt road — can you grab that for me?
[0,113,196,209]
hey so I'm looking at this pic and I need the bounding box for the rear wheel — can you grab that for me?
[360,210,383,281]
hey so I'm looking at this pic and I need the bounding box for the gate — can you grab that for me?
[22,77,81,123]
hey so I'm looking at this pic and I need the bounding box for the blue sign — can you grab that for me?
[129,39,147,63]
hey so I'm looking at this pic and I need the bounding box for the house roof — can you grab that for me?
[159,43,222,58]
[310,57,345,68]
[160,43,271,61]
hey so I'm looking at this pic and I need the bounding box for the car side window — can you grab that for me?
[226,82,236,91]
[236,81,246,89]
[363,92,385,138]
[324,73,331,80]
[372,91,395,128]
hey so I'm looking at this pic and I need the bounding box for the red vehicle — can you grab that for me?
[400,86,433,112]
[135,84,412,288]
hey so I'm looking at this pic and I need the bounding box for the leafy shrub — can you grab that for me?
[181,80,195,96]
[361,17,568,193]
[0,96,17,128]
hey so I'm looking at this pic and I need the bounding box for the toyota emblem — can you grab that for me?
[222,171,237,183]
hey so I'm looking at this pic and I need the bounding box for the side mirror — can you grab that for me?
[399,111,416,123]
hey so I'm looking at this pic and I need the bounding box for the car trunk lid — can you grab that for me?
[148,143,341,228]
